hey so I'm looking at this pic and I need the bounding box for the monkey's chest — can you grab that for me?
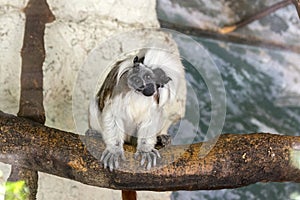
[126,95,156,123]
[112,92,157,127]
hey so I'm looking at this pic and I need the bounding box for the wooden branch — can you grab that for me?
[158,19,300,54]
[1,110,300,191]
[122,191,137,200]
[219,0,293,34]
[8,0,55,199]
[18,0,55,123]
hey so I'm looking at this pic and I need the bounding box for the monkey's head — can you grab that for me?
[127,56,172,97]
[127,57,156,96]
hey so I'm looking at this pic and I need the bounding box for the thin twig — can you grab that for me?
[219,0,293,34]
[159,19,300,54]
[293,0,300,18]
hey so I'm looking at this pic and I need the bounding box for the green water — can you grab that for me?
[157,1,300,198]
[170,36,300,200]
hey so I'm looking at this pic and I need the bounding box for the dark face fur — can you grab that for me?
[127,56,171,97]
[127,63,156,96]
[153,68,172,88]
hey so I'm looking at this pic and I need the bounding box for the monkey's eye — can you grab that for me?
[143,74,153,81]
[133,77,142,84]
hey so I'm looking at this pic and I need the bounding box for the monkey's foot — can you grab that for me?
[156,135,171,149]
[100,146,125,171]
[134,148,161,170]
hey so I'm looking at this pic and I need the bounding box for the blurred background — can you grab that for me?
[0,0,300,199]
[157,0,300,199]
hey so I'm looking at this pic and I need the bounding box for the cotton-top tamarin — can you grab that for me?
[89,49,186,171]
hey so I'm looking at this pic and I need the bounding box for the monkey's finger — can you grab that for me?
[121,152,126,161]
[103,160,108,169]
[141,153,147,166]
[152,149,161,158]
[146,161,151,170]
[134,152,140,160]
[146,153,152,170]
[151,152,157,167]
[100,149,109,161]
[103,153,112,169]
[109,156,115,172]
[114,156,119,169]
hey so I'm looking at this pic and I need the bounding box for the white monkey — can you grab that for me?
[89,49,186,171]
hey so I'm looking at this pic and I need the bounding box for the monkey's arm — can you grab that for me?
[100,105,126,171]
[135,110,163,170]
[89,99,126,171]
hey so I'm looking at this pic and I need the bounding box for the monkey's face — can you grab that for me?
[127,63,156,96]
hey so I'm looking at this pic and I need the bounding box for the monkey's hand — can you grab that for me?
[134,145,161,170]
[100,145,125,171]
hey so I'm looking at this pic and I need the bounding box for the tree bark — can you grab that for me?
[122,191,137,200]
[1,111,300,191]
[18,0,54,123]
[7,0,55,199]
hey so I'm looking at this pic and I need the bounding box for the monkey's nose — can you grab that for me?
[142,83,155,96]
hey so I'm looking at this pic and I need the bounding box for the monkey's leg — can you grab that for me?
[155,117,172,148]
[100,107,126,171]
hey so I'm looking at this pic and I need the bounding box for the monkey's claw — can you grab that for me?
[100,147,125,171]
[134,149,161,170]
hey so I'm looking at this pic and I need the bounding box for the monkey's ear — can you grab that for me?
[138,56,145,64]
[133,56,139,64]
[133,56,145,64]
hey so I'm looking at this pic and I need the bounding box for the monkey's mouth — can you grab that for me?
[137,83,155,97]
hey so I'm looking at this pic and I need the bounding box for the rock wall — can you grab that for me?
[0,0,172,199]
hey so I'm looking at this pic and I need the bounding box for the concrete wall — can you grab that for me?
[0,0,172,199]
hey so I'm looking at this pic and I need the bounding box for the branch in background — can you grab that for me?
[7,0,55,199]
[18,0,55,123]
[122,191,137,200]
[1,111,300,191]
[293,0,300,18]
[158,19,300,54]
[219,0,293,34]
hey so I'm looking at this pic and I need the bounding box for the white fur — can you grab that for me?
[88,97,103,133]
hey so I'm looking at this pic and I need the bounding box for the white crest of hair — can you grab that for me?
[144,49,184,94]
[142,48,186,135]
